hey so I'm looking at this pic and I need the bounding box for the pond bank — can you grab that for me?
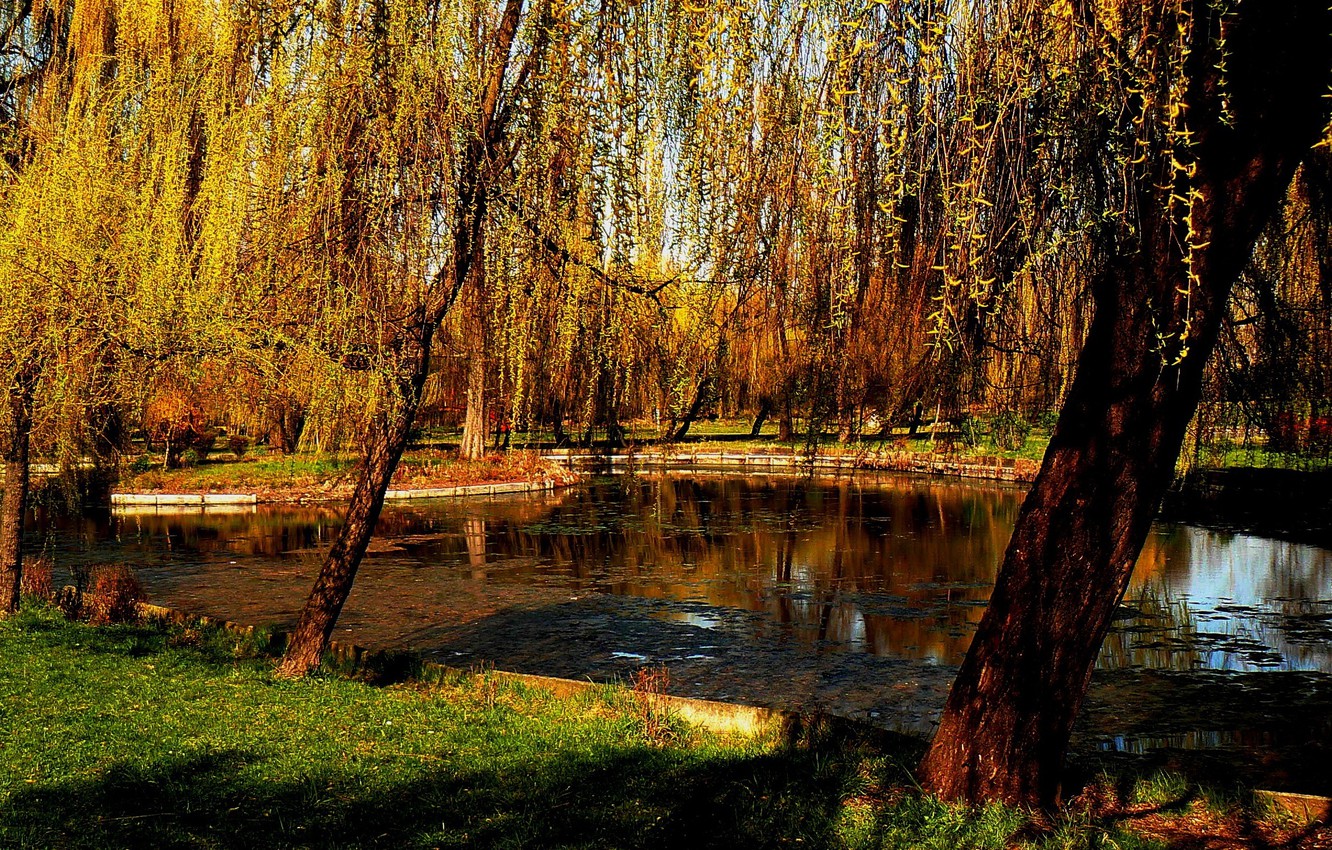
[543,446,1040,483]
[108,451,579,506]
[545,447,1332,545]
[109,476,572,510]
[1162,467,1332,547]
[13,607,1330,849]
[135,595,1332,805]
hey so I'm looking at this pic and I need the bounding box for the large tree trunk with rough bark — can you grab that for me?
[919,1,1332,808]
[1,363,38,616]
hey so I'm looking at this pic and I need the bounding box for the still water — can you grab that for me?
[32,470,1332,673]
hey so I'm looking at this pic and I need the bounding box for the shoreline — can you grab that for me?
[109,476,573,509]
[541,446,1040,483]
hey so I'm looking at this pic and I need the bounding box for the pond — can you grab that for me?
[26,470,1332,792]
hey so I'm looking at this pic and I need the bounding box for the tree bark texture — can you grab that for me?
[0,363,38,616]
[919,2,1332,808]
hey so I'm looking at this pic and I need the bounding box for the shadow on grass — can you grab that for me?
[4,608,920,848]
[0,740,875,849]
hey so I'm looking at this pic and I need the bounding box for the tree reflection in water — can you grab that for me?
[26,472,1332,673]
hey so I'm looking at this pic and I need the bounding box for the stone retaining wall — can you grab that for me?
[383,478,562,501]
[543,448,1037,484]
[111,493,259,506]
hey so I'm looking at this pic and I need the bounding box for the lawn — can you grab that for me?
[0,607,1215,849]
[0,607,1015,849]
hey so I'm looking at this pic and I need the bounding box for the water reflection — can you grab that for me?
[28,472,1332,673]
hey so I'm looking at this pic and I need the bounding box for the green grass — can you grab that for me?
[0,607,1198,849]
[118,449,567,498]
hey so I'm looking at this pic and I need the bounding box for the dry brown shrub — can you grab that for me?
[84,565,145,625]
[630,665,677,746]
[19,556,54,601]
[54,586,82,619]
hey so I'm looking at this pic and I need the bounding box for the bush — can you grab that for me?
[1035,410,1060,434]
[181,448,202,468]
[227,434,250,460]
[958,416,984,448]
[991,411,1032,452]
[193,430,219,462]
[128,454,154,474]
[83,565,145,625]
[54,585,82,620]
[19,557,54,602]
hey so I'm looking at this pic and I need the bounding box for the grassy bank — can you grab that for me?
[0,607,1008,849]
[5,608,1324,849]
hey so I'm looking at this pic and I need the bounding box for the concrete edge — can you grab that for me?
[111,493,258,506]
[543,450,1038,484]
[384,478,562,501]
[133,601,788,737]
[1254,790,1332,824]
[111,479,571,507]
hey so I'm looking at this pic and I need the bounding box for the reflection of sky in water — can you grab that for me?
[1116,525,1332,672]
[27,471,1332,673]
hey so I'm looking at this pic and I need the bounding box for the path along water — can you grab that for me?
[26,470,1332,792]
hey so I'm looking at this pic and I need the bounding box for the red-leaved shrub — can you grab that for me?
[84,565,145,625]
[19,556,54,602]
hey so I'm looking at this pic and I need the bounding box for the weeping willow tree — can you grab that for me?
[5,0,1330,808]
[0,0,229,612]
[911,0,1332,806]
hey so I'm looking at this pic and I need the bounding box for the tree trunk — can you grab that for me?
[918,1,1332,807]
[278,332,431,676]
[778,382,795,443]
[550,397,568,446]
[277,0,531,677]
[1,363,38,616]
[460,348,487,461]
[750,396,772,437]
[270,400,307,454]
[671,372,713,442]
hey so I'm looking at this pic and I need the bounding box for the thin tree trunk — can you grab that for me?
[460,348,487,461]
[277,332,431,676]
[750,396,772,437]
[918,1,1331,807]
[1,362,38,616]
[778,381,795,443]
[671,374,712,442]
[550,397,568,446]
[277,0,531,676]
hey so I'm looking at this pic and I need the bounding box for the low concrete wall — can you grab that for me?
[109,479,568,508]
[543,449,1036,484]
[383,478,560,501]
[1254,790,1332,824]
[110,493,259,506]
